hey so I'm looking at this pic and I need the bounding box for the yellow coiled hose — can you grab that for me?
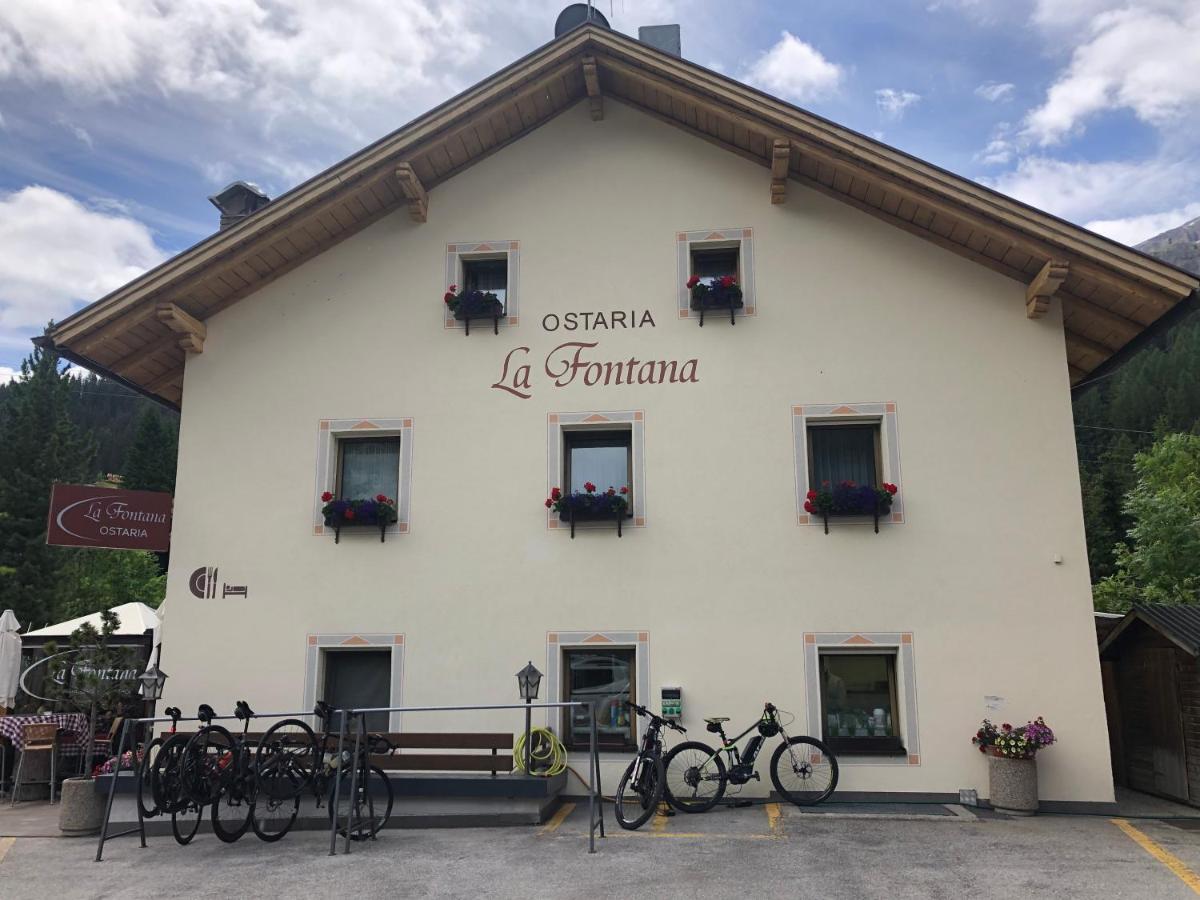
[513,727,567,776]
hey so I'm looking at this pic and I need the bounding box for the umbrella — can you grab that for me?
[0,609,21,709]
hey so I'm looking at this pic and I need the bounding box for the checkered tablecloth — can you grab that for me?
[0,713,89,753]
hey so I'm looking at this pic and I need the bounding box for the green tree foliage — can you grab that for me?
[1074,312,1200,584]
[123,408,178,493]
[0,343,96,626]
[58,550,166,620]
[1093,433,1200,612]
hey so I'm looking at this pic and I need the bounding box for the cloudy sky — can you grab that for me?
[0,0,1197,376]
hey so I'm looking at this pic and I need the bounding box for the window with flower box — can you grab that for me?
[337,436,401,500]
[675,228,755,322]
[313,417,413,541]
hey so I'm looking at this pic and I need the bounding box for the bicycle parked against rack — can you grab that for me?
[251,701,395,842]
[614,701,686,830]
[663,702,838,812]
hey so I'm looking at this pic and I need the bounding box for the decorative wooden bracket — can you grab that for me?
[395,163,428,223]
[156,303,206,354]
[582,56,603,121]
[1026,259,1069,318]
[771,139,790,205]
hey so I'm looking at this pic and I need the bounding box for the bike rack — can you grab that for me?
[94,707,322,862]
[93,701,605,861]
[330,701,604,856]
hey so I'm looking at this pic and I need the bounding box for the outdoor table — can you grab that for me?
[0,713,88,752]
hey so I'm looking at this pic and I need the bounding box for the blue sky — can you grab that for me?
[1,0,1197,375]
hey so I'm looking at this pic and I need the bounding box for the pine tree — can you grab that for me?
[0,340,97,627]
[123,408,178,493]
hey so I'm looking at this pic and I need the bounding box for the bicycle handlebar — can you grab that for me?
[624,700,686,732]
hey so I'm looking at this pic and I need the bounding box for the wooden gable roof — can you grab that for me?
[44,24,1199,409]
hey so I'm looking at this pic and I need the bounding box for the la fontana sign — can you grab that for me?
[491,308,699,400]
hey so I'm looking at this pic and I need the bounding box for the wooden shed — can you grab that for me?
[1099,605,1200,805]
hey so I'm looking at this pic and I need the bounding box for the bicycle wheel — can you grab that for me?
[329,764,394,841]
[172,801,203,845]
[663,741,727,813]
[182,725,237,807]
[211,785,253,843]
[770,736,838,806]
[136,736,164,819]
[250,770,300,843]
[614,755,663,830]
[255,719,319,802]
[152,733,192,815]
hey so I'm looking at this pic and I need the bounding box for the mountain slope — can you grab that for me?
[1137,216,1200,276]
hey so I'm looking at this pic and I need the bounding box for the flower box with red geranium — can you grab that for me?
[803,481,898,534]
[687,274,744,325]
[545,483,631,538]
[443,284,504,335]
[321,492,399,543]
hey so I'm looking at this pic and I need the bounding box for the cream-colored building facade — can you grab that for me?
[49,25,1200,807]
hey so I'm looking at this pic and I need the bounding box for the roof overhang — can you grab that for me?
[1099,607,1200,657]
[43,24,1200,407]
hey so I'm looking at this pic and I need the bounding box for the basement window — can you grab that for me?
[563,647,636,751]
[820,652,906,756]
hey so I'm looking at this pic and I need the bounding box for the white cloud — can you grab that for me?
[1086,203,1200,247]
[0,365,18,384]
[1024,5,1200,145]
[974,81,1014,102]
[744,31,842,103]
[981,155,1193,224]
[875,88,920,121]
[0,186,167,339]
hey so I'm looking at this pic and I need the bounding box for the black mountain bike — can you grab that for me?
[614,701,685,830]
[251,701,394,842]
[663,702,837,812]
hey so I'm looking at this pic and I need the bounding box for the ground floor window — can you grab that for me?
[562,647,635,751]
[323,649,391,732]
[820,652,906,755]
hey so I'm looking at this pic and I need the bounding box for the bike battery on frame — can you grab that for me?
[661,685,682,721]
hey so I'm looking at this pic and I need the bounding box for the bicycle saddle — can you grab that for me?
[165,706,181,721]
[197,703,216,724]
[704,717,730,724]
[234,700,254,721]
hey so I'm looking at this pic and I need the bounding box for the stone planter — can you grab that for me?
[987,754,1038,815]
[58,776,105,836]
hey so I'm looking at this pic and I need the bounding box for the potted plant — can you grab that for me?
[444,283,504,335]
[41,610,141,835]
[545,483,630,538]
[321,492,398,543]
[687,274,743,326]
[972,717,1057,815]
[804,480,898,534]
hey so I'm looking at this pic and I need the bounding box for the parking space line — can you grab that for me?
[540,802,575,835]
[1112,818,1200,895]
[765,802,783,835]
[651,804,670,833]
[0,837,15,864]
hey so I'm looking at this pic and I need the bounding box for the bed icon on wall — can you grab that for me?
[189,566,249,599]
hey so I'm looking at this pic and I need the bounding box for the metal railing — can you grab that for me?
[92,701,605,862]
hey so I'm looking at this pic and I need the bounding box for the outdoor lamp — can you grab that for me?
[516,661,542,701]
[516,661,542,775]
[139,653,168,702]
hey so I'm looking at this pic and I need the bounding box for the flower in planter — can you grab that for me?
[583,481,596,493]
[321,491,333,502]
[687,273,744,311]
[321,493,399,528]
[546,485,631,517]
[443,284,504,318]
[807,481,898,518]
[971,717,1055,760]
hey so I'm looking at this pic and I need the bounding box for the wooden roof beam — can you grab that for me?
[582,56,603,121]
[156,303,206,353]
[1067,331,1120,361]
[395,163,427,223]
[110,334,183,375]
[145,367,183,394]
[771,139,790,205]
[1026,259,1069,318]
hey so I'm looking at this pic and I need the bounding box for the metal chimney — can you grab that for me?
[208,181,270,231]
[638,24,681,57]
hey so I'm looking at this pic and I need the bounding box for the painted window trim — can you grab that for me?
[304,633,406,732]
[546,410,647,530]
[444,240,521,329]
[803,632,921,767]
[545,630,651,743]
[313,417,414,537]
[792,402,904,527]
[676,227,756,320]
